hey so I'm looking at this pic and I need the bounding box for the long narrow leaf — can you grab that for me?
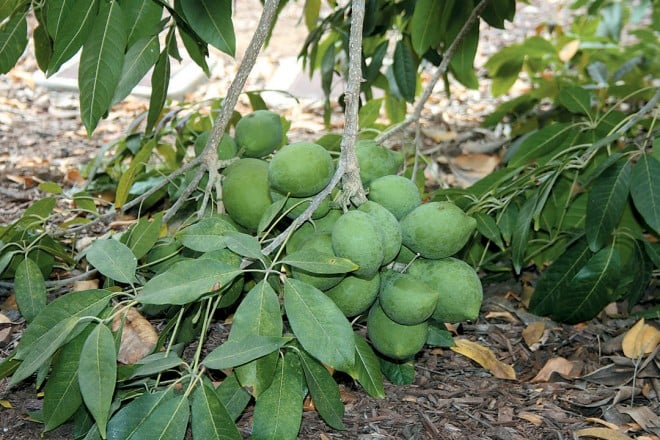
[106,390,172,440]
[0,9,28,74]
[131,393,189,440]
[86,239,137,284]
[204,336,291,370]
[298,350,345,430]
[13,257,47,322]
[191,381,241,440]
[631,154,660,235]
[349,333,385,398]
[47,0,98,74]
[392,39,417,102]
[181,0,235,56]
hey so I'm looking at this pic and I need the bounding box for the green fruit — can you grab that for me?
[356,140,404,185]
[400,201,476,259]
[271,191,331,220]
[358,201,402,265]
[332,210,384,278]
[291,233,345,291]
[201,248,244,308]
[269,141,334,197]
[325,273,380,317]
[194,131,238,159]
[407,257,483,322]
[367,303,428,360]
[235,110,283,158]
[286,209,342,254]
[222,158,272,232]
[394,245,417,264]
[367,175,421,220]
[379,273,438,325]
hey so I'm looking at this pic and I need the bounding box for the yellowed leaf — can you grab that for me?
[559,40,580,62]
[484,311,517,322]
[584,417,622,430]
[531,356,582,383]
[451,153,500,175]
[522,321,545,347]
[517,412,543,426]
[112,307,158,364]
[450,339,516,380]
[421,127,458,143]
[0,400,13,409]
[73,279,99,291]
[575,427,632,440]
[622,319,660,359]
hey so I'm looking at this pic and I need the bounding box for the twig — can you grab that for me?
[261,0,367,255]
[0,269,99,289]
[376,0,491,143]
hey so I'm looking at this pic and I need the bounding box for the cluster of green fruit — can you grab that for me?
[206,109,483,362]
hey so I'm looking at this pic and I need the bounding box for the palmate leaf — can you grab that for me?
[181,0,235,56]
[79,324,116,438]
[191,380,241,440]
[86,239,137,284]
[251,352,304,440]
[79,0,128,135]
[586,159,632,251]
[14,257,47,322]
[631,154,660,235]
[0,8,28,74]
[284,279,355,372]
[298,349,345,430]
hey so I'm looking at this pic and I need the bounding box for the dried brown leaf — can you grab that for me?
[622,319,660,359]
[421,127,457,143]
[575,427,633,440]
[73,280,99,291]
[522,321,545,347]
[517,411,543,426]
[484,311,517,322]
[531,357,583,383]
[0,312,12,345]
[112,307,158,364]
[450,339,516,380]
[559,40,580,62]
[617,406,660,431]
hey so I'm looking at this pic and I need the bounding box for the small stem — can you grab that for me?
[376,0,491,143]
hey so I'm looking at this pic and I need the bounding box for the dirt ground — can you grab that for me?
[0,1,658,439]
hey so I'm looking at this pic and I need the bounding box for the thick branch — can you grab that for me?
[376,0,490,143]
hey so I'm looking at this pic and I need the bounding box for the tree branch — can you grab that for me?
[376,0,490,143]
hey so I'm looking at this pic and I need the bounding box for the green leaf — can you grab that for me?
[474,212,505,251]
[229,280,282,397]
[529,238,593,316]
[281,249,358,274]
[488,57,523,97]
[112,34,160,104]
[46,0,98,73]
[298,349,345,430]
[204,336,291,370]
[258,197,288,235]
[86,239,137,284]
[379,358,415,385]
[131,392,190,440]
[511,197,536,274]
[507,123,573,168]
[0,9,27,74]
[224,232,264,260]
[481,0,515,28]
[129,352,184,379]
[138,259,241,305]
[252,352,304,440]
[38,181,63,195]
[32,21,52,71]
[124,213,163,260]
[586,160,632,251]
[16,289,112,359]
[177,22,209,75]
[283,278,355,372]
[426,325,455,347]
[191,381,241,440]
[43,328,90,432]
[115,138,155,209]
[552,244,622,324]
[358,98,383,128]
[349,333,385,398]
[320,42,335,97]
[10,316,80,386]
[392,39,417,103]
[215,374,251,422]
[79,0,128,134]
[411,0,444,55]
[177,216,237,252]
[14,257,47,322]
[146,49,170,132]
[106,390,171,440]
[449,19,479,89]
[304,0,321,31]
[123,0,162,46]
[631,154,660,235]
[73,191,97,214]
[181,0,235,56]
[79,324,116,438]
[558,86,593,117]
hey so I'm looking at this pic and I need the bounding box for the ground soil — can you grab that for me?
[0,1,658,439]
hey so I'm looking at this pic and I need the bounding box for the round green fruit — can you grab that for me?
[367,303,428,360]
[286,209,342,254]
[291,233,345,291]
[222,158,272,232]
[356,140,404,185]
[194,131,238,159]
[379,273,439,325]
[269,141,334,197]
[407,257,483,322]
[271,191,331,220]
[234,110,283,158]
[325,273,380,317]
[358,201,402,265]
[367,175,421,220]
[400,201,476,259]
[331,210,384,278]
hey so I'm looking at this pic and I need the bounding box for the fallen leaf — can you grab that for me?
[73,279,99,291]
[484,311,517,322]
[622,319,660,359]
[450,338,516,380]
[517,411,543,426]
[559,39,580,62]
[531,357,583,383]
[112,307,158,364]
[421,126,457,143]
[0,312,13,345]
[0,400,13,409]
[584,417,623,430]
[617,405,660,432]
[575,427,632,440]
[522,321,545,347]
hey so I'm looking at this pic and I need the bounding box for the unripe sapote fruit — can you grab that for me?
[356,140,404,185]
[358,201,402,265]
[269,141,334,197]
[332,210,384,278]
[407,257,483,323]
[400,201,476,259]
[367,175,421,220]
[367,303,428,360]
[194,131,238,159]
[222,158,272,232]
[234,110,283,158]
[325,273,380,317]
[271,191,331,220]
[379,273,439,325]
